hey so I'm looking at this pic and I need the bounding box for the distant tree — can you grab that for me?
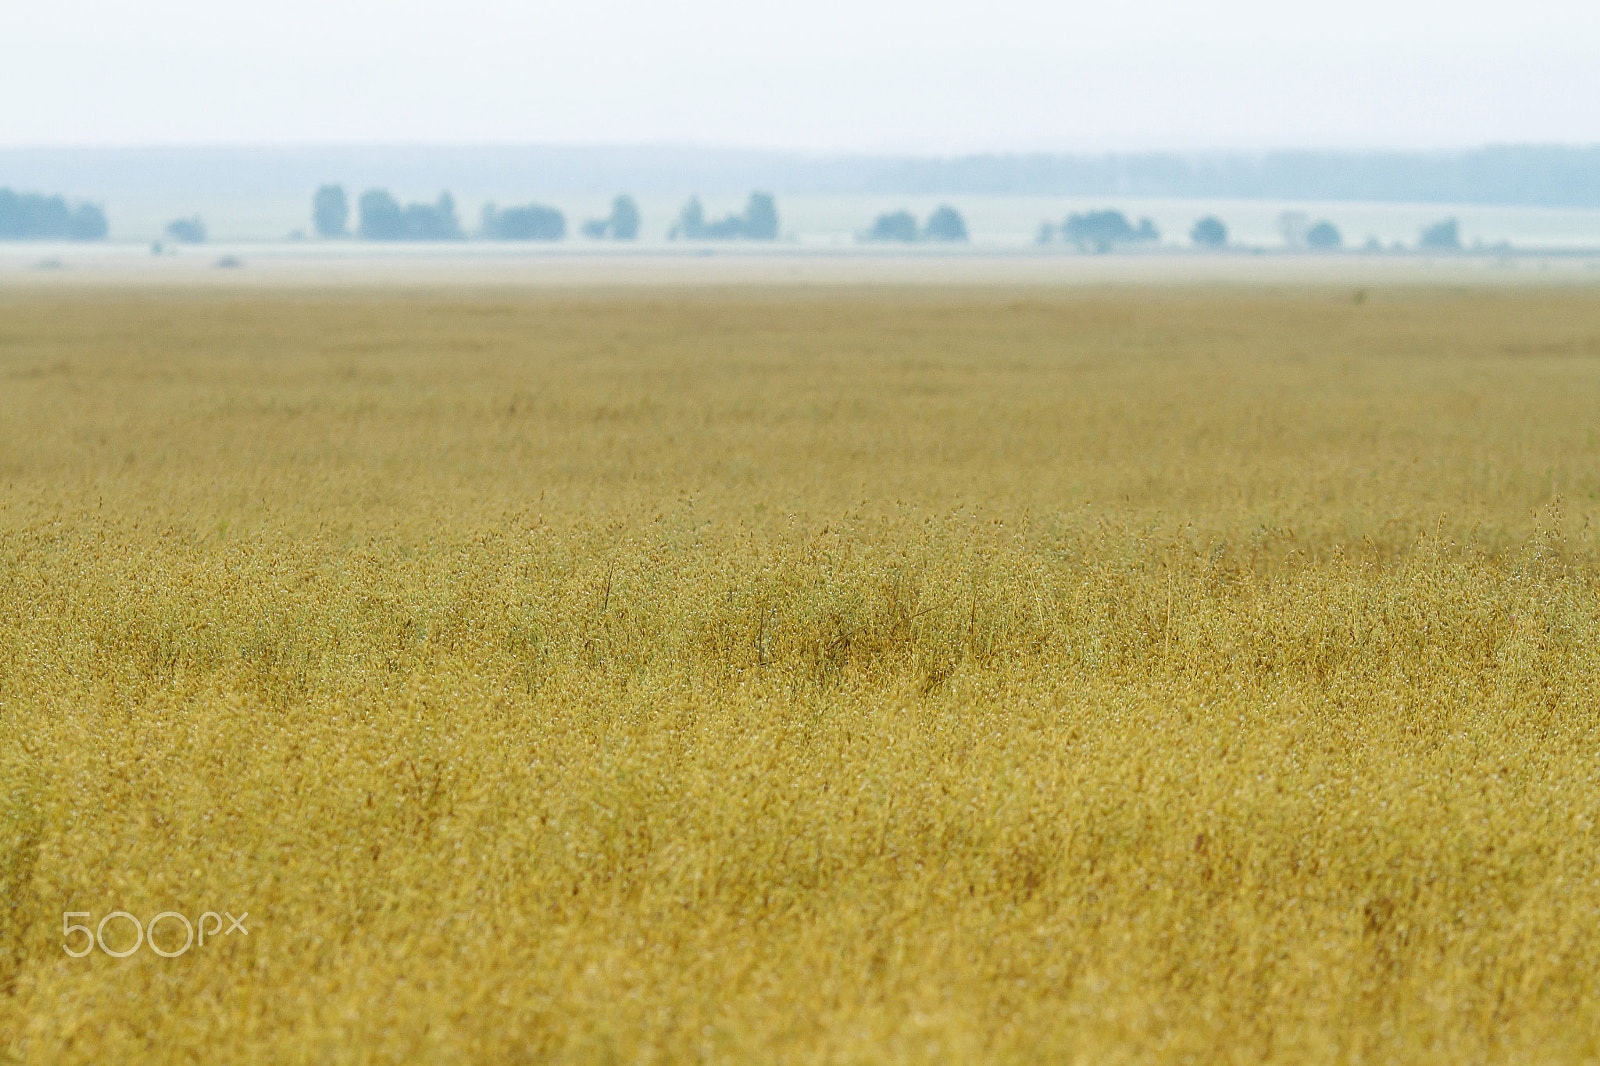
[743,192,778,240]
[862,210,919,243]
[1418,218,1461,251]
[1305,220,1342,250]
[923,205,968,242]
[482,202,566,240]
[699,212,746,239]
[437,193,464,239]
[313,184,348,238]
[1060,209,1137,253]
[67,202,108,241]
[669,192,778,240]
[1190,216,1227,248]
[403,193,463,240]
[358,189,462,240]
[165,216,207,243]
[358,189,404,240]
[583,195,641,240]
[610,195,641,239]
[0,189,67,238]
[0,189,107,240]
[1036,221,1057,245]
[669,197,706,239]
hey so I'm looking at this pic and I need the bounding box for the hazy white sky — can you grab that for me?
[6,0,1599,152]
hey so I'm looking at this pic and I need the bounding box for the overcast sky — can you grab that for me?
[6,0,1599,152]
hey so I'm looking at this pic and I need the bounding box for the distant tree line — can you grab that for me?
[669,193,778,240]
[1190,214,1459,253]
[303,184,1478,253]
[1191,213,1463,253]
[481,202,564,241]
[1036,210,1159,252]
[859,205,968,243]
[313,185,644,241]
[0,189,108,240]
[1024,211,1473,253]
[356,190,463,240]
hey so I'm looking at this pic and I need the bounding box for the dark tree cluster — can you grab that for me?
[481,203,565,241]
[859,205,968,243]
[0,189,108,240]
[356,190,464,241]
[582,195,641,240]
[669,193,778,240]
[1039,210,1159,253]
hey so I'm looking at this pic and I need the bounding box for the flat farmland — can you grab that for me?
[2,287,1599,1063]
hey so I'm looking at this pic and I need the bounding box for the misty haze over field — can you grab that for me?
[7,145,1600,207]
[4,1,1600,251]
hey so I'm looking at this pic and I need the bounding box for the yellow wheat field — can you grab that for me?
[3,285,1600,1063]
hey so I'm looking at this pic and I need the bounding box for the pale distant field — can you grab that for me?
[3,287,1600,1063]
[5,248,1598,292]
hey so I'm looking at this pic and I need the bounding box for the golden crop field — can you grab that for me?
[3,285,1600,1063]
